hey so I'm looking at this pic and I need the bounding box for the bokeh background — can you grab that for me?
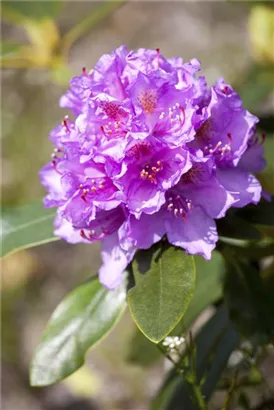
[1,1,274,409]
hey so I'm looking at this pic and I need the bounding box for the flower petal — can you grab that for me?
[99,233,136,289]
[182,177,235,219]
[216,168,262,207]
[165,206,218,260]
[119,212,165,250]
[54,214,88,244]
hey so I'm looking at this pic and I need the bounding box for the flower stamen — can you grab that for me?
[166,194,192,219]
[140,160,163,184]
[62,116,70,132]
[137,89,158,114]
[156,48,160,69]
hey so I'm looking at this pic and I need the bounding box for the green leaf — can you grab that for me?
[235,196,274,226]
[151,306,239,410]
[2,1,62,22]
[224,257,274,343]
[128,243,196,343]
[1,201,58,258]
[30,277,127,386]
[126,252,223,367]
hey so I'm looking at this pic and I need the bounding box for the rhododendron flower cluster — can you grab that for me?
[40,46,266,289]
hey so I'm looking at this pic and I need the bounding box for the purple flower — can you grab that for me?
[40,46,266,289]
[190,79,258,167]
[113,142,191,217]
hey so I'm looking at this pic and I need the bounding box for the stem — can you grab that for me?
[187,332,207,410]
[61,1,125,58]
[157,342,207,410]
[157,344,184,378]
[191,383,207,410]
[220,370,239,410]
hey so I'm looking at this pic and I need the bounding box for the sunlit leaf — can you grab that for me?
[30,277,127,386]
[1,201,58,258]
[128,243,196,343]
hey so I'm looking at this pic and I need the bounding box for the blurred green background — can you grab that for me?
[1,1,274,409]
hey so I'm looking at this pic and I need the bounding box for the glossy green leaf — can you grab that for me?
[151,306,239,410]
[1,201,58,258]
[30,277,127,386]
[126,252,224,367]
[224,257,274,343]
[128,243,196,343]
[2,1,62,22]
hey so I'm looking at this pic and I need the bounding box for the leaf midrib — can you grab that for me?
[156,254,164,341]
[3,212,55,236]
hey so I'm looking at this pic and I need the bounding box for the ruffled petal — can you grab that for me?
[118,211,166,251]
[239,140,266,173]
[182,177,235,219]
[54,214,88,244]
[99,233,136,289]
[216,168,262,208]
[165,206,218,260]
